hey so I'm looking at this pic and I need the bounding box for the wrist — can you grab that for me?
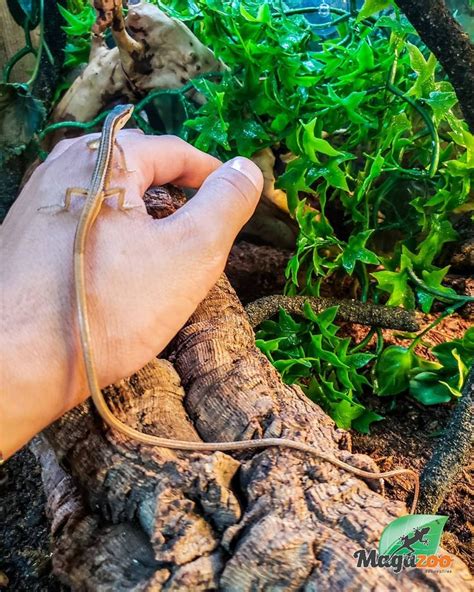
[0,274,86,459]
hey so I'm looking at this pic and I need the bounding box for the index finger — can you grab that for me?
[118,133,222,192]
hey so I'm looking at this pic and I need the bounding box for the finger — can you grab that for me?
[165,156,263,249]
[118,134,222,191]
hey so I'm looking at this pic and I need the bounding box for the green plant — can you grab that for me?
[255,303,382,432]
[59,2,95,69]
[159,0,472,308]
[6,0,472,430]
[0,0,51,164]
[156,0,473,427]
[376,326,474,404]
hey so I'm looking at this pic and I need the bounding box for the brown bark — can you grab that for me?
[395,0,474,131]
[245,295,419,331]
[31,188,471,591]
[418,365,474,514]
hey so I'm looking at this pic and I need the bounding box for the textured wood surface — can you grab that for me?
[33,188,472,590]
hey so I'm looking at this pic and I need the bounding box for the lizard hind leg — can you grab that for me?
[104,188,141,211]
[38,187,89,213]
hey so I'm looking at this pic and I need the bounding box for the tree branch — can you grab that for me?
[245,295,419,331]
[394,0,474,131]
[417,364,474,513]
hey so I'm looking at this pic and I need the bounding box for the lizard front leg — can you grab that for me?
[38,188,89,213]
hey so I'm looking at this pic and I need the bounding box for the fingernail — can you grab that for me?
[228,157,263,191]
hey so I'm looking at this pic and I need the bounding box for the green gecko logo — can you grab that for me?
[353,515,453,572]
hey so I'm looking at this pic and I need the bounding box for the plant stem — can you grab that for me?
[408,301,465,351]
[408,268,474,304]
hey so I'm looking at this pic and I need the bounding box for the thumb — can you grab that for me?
[167,156,263,246]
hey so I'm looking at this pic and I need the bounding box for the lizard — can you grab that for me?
[61,103,420,514]
[389,526,430,556]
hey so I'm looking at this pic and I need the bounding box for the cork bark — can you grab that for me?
[31,188,472,591]
[395,0,474,132]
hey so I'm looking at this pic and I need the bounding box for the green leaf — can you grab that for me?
[462,327,474,353]
[352,409,384,434]
[0,83,45,162]
[372,268,414,308]
[379,515,448,556]
[375,346,416,396]
[410,372,453,405]
[301,118,342,162]
[406,44,437,97]
[240,3,272,24]
[416,266,457,313]
[6,0,40,28]
[357,0,392,22]
[273,358,312,383]
[341,230,380,274]
[425,91,457,124]
[413,220,458,268]
[330,398,366,430]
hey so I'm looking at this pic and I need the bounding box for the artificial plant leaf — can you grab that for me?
[462,327,474,353]
[375,346,416,396]
[301,117,342,162]
[372,269,414,308]
[341,230,380,274]
[416,266,457,312]
[330,398,366,430]
[357,0,392,22]
[352,409,384,434]
[425,91,457,124]
[406,43,436,98]
[409,372,453,405]
[6,0,40,29]
[0,83,45,162]
[273,358,312,383]
[412,219,458,268]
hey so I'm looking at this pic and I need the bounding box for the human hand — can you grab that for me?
[0,132,263,459]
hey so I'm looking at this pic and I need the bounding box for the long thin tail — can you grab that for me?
[74,237,419,514]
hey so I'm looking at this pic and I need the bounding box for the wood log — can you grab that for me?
[31,188,472,591]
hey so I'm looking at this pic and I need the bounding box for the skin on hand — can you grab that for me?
[0,131,263,460]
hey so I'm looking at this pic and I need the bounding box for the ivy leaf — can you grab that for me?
[327,87,368,125]
[301,117,342,162]
[372,268,415,308]
[240,3,272,24]
[375,346,417,396]
[232,119,269,155]
[0,83,45,162]
[185,113,229,151]
[330,398,366,430]
[273,358,312,383]
[416,266,458,313]
[342,230,380,274]
[413,219,458,268]
[462,327,474,353]
[406,44,437,98]
[352,409,384,434]
[425,91,457,124]
[357,0,392,22]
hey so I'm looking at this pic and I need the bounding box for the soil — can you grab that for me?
[0,447,66,591]
[1,239,472,588]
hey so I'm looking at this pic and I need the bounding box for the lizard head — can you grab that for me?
[110,104,135,131]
